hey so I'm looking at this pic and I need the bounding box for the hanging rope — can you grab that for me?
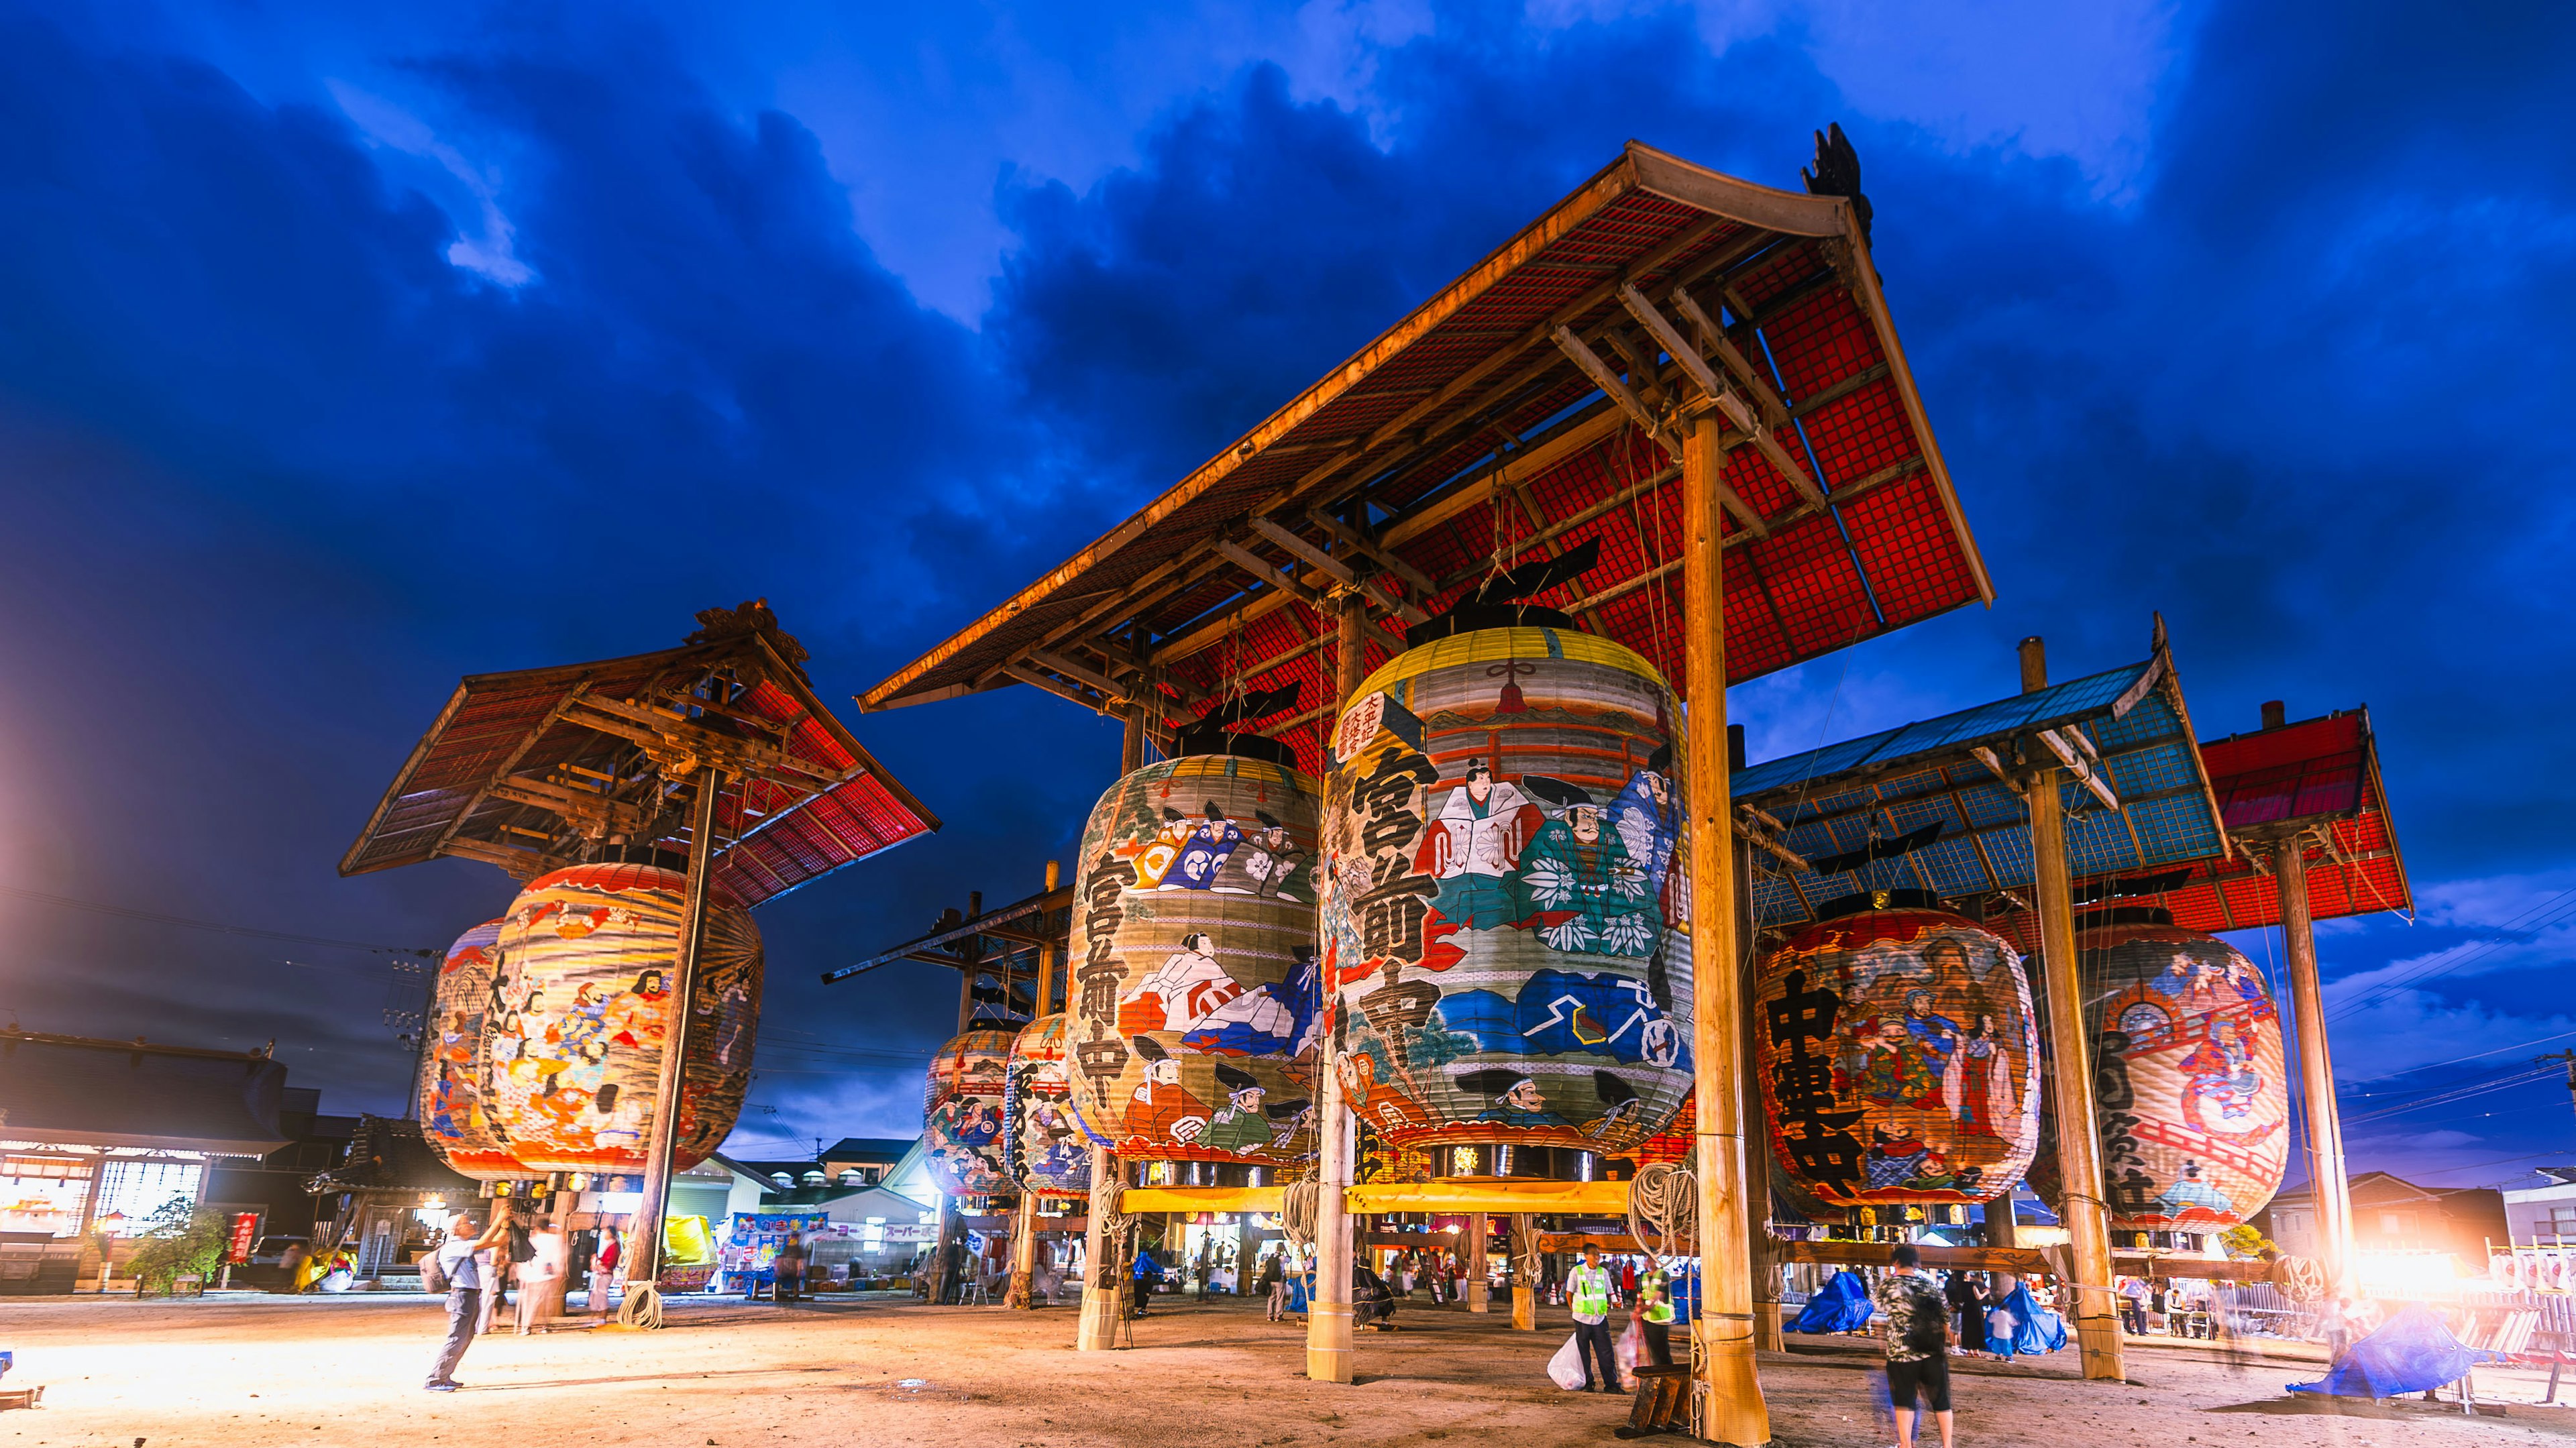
[1281,1178,1322,1251]
[1627,1162,1698,1275]
[615,1277,664,1330]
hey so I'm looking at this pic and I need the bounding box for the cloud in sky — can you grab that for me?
[0,0,2569,1172]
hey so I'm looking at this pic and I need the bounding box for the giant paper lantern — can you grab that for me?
[419,917,531,1180]
[924,1027,1017,1196]
[2047,907,2289,1229]
[1319,624,1692,1158]
[1753,891,2040,1207]
[1003,1014,1097,1197]
[483,862,761,1174]
[1064,750,1322,1166]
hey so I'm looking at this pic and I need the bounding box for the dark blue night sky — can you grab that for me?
[1,1,2567,1186]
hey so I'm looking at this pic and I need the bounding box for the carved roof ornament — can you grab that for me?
[1802,121,1872,245]
[688,598,812,683]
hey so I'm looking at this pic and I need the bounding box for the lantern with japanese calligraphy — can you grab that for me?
[2038,907,2289,1230]
[418,917,531,1180]
[1063,718,1322,1169]
[1319,621,1692,1164]
[482,862,763,1175]
[925,1027,1018,1197]
[1753,891,2039,1207]
[1004,1014,1099,1197]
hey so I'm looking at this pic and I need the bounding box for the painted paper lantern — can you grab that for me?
[1632,1091,1693,1168]
[1004,1014,1097,1198]
[1754,891,2040,1207]
[483,862,762,1174]
[1064,752,1322,1165]
[2060,907,2289,1229]
[924,1027,1017,1196]
[418,917,532,1180]
[1319,625,1691,1157]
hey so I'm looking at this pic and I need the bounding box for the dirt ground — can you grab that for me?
[0,1291,2569,1448]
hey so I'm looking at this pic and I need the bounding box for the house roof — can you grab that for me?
[0,1029,290,1158]
[306,1114,478,1197]
[820,1137,916,1162]
[859,139,1991,776]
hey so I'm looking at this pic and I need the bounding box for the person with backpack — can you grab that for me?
[1257,1249,1288,1322]
[422,1209,515,1392]
[1871,1245,1957,1448]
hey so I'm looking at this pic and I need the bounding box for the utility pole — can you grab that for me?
[2540,1050,2576,1127]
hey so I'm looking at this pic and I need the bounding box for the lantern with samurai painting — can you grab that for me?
[418,917,532,1180]
[482,862,763,1175]
[1004,1014,1098,1197]
[1063,720,1322,1168]
[1753,891,2039,1207]
[925,1027,1018,1197]
[1318,621,1693,1163]
[2043,907,2289,1229]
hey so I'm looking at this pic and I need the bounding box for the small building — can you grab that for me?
[818,1137,914,1188]
[305,1114,481,1282]
[0,1029,292,1240]
[2259,1171,2508,1264]
[205,1087,358,1245]
[2501,1167,2576,1245]
[689,1153,938,1284]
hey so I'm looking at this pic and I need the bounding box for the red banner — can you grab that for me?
[227,1212,259,1264]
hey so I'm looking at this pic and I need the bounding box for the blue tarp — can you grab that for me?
[1982,1282,2068,1356]
[1791,1270,1875,1333]
[2289,1304,2502,1398]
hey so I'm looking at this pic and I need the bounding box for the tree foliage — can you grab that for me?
[125,1194,229,1294]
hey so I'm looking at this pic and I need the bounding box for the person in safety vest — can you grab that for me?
[1635,1263,1675,1366]
[1568,1245,1621,1393]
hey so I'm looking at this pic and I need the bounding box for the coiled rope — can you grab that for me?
[615,1278,664,1330]
[1626,1163,1697,1274]
[1281,1178,1322,1251]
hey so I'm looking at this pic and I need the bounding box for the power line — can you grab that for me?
[0,883,437,957]
[2326,887,2576,1022]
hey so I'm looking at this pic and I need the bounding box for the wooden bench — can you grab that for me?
[1615,1365,1691,1438]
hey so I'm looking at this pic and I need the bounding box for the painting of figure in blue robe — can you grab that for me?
[1438,968,1684,1066]
[1179,946,1321,1058]
[1165,801,1243,891]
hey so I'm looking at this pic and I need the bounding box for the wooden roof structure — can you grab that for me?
[2114,708,2410,935]
[1730,625,2229,932]
[859,140,1992,773]
[341,602,938,907]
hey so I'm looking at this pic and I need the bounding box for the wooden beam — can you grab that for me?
[2037,728,2121,812]
[1303,507,1436,597]
[1248,516,1358,588]
[1550,323,1676,452]
[998,661,1118,716]
[1022,647,1133,704]
[1623,283,1823,509]
[1668,285,1787,427]
[1213,537,1324,607]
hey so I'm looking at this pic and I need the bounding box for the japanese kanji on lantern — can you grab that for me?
[482,862,763,1175]
[2037,906,2289,1229]
[418,917,531,1180]
[1004,1013,1099,1197]
[1319,616,1692,1162]
[925,1027,1018,1196]
[1754,890,2039,1207]
[1063,712,1322,1168]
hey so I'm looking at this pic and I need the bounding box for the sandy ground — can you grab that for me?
[0,1291,2569,1448]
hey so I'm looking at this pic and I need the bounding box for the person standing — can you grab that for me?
[425,1209,514,1392]
[1870,1245,1956,1448]
[1130,1243,1159,1318]
[1636,1262,1675,1368]
[1944,1270,1987,1359]
[1568,1245,1621,1394]
[1258,1250,1287,1322]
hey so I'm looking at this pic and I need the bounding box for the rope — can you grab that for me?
[1281,1178,1321,1251]
[615,1280,663,1330]
[2272,1256,2328,1304]
[1626,1163,1697,1274]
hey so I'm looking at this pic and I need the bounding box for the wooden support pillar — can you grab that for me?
[1076,1150,1123,1349]
[1467,1211,1491,1312]
[623,763,726,1315]
[1683,412,1770,1444]
[1510,1214,1536,1329]
[1987,1190,2019,1249]
[2020,637,2126,1382]
[2276,835,2356,1298]
[1307,588,1366,1384]
[1730,724,1784,1354]
[1122,703,1147,775]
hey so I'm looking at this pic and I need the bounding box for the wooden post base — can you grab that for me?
[1305,1301,1354,1383]
[1075,1286,1122,1351]
[1512,1284,1536,1331]
[1468,1279,1490,1313]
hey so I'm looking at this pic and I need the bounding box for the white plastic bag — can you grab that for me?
[1615,1319,1643,1390]
[1547,1333,1588,1390]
